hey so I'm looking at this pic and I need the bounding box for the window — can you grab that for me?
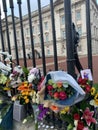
[61,30,66,39]
[16,31,19,37]
[26,28,29,35]
[39,36,41,43]
[38,24,40,32]
[45,34,49,42]
[76,10,81,20]
[47,49,50,55]
[60,15,65,25]
[32,26,34,33]
[77,26,82,36]
[44,22,48,30]
[94,26,96,35]
[78,45,82,52]
[17,40,20,46]
[33,37,36,44]
[27,39,30,45]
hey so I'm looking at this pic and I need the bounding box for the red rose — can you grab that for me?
[77,121,84,130]
[78,77,87,85]
[53,92,59,99]
[85,84,91,93]
[74,113,80,120]
[47,85,53,91]
[59,91,67,100]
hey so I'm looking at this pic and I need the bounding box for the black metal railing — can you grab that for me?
[0,0,92,77]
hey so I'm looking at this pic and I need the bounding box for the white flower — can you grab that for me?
[36,93,40,104]
[9,74,14,80]
[22,119,27,124]
[73,127,77,130]
[0,100,2,104]
[90,100,98,107]
[74,120,78,127]
[28,74,35,83]
[30,68,39,75]
[32,91,36,103]
[0,118,2,123]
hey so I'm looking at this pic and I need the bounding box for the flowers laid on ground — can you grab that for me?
[37,104,49,121]
[90,83,98,107]
[37,71,97,130]
[12,81,34,105]
[78,77,91,94]
[45,79,75,101]
[60,101,97,130]
[0,72,12,97]
[0,58,98,130]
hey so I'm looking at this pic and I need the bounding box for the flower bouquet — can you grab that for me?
[38,71,85,107]
[59,102,97,130]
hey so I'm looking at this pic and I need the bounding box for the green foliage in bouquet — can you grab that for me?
[20,67,29,81]
[60,100,96,130]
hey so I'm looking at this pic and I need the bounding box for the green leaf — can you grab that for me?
[93,83,98,92]
[48,80,53,85]
[79,100,90,110]
[0,104,11,118]
[60,114,74,125]
[22,67,29,76]
[67,124,74,130]
[35,122,38,130]
[53,83,57,88]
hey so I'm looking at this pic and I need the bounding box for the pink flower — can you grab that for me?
[30,68,39,75]
[82,107,97,126]
[59,91,67,100]
[83,127,89,130]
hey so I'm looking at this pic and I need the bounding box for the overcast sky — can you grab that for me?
[0,0,98,19]
[0,0,49,19]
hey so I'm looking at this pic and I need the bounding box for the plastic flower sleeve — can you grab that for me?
[38,71,86,107]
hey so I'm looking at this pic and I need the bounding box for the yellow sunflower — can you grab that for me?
[91,87,96,96]
[94,100,98,105]
[24,96,27,99]
[25,98,29,104]
[60,106,70,114]
[94,93,98,102]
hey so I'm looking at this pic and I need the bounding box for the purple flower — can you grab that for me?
[37,104,49,121]
[38,104,44,111]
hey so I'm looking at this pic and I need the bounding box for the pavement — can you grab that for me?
[13,120,59,130]
[17,55,98,83]
[1,55,98,130]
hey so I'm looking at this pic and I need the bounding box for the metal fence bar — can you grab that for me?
[27,0,36,67]
[0,7,5,52]
[17,0,27,67]
[9,0,19,65]
[86,0,93,73]
[37,0,46,76]
[2,0,11,55]
[0,6,6,63]
[50,0,58,71]
[64,0,76,78]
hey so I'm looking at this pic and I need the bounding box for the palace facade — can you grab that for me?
[0,0,98,59]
